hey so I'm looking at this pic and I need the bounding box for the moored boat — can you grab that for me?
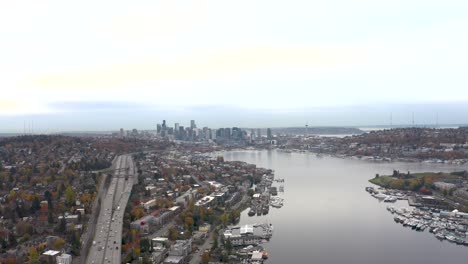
[248,208,256,216]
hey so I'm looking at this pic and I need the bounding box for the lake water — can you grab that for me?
[222,150,468,264]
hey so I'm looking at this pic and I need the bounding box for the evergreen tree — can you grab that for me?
[47,208,54,224]
[31,197,41,212]
[57,215,66,233]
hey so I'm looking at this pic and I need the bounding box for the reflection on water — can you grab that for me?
[223,150,468,264]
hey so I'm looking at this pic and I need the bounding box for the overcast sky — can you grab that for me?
[1,1,468,132]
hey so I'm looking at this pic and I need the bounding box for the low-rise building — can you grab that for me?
[198,223,211,233]
[163,255,184,264]
[195,196,215,208]
[223,224,273,246]
[169,239,192,257]
[434,181,457,191]
[143,199,157,211]
[56,253,72,264]
[42,250,60,264]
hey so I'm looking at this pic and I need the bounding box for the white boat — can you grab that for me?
[372,193,387,200]
[445,235,457,243]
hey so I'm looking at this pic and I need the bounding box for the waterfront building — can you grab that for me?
[223,223,273,246]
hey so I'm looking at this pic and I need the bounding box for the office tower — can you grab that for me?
[224,128,231,139]
[267,128,272,140]
[190,120,196,129]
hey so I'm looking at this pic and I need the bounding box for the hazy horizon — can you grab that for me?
[1,102,468,133]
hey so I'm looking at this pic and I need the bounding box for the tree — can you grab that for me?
[201,252,210,264]
[47,207,54,224]
[168,227,178,241]
[65,186,76,207]
[16,221,33,237]
[69,231,81,256]
[57,215,66,233]
[31,196,41,213]
[140,238,150,253]
[52,238,66,250]
[8,232,17,247]
[80,193,92,204]
[27,247,39,264]
[185,216,194,231]
[44,190,52,203]
[220,213,228,227]
[225,238,232,254]
[212,237,218,250]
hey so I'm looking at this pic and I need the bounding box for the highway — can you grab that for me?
[86,154,135,264]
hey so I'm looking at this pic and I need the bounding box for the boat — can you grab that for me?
[257,207,262,216]
[435,233,446,240]
[262,205,269,215]
[445,235,457,243]
[384,196,397,203]
[270,187,278,196]
[416,223,423,231]
[248,208,256,216]
[270,197,284,208]
[372,193,387,200]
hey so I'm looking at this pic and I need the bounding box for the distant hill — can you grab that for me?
[268,127,364,135]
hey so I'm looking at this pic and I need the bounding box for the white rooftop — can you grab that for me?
[43,250,60,256]
[240,225,254,234]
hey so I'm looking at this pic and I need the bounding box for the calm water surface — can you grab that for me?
[223,150,468,264]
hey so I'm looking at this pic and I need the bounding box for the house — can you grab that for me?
[143,199,157,211]
[198,223,211,233]
[42,250,60,264]
[56,253,72,264]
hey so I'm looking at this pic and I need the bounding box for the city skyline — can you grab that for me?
[2,101,468,134]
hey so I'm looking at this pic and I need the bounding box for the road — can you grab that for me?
[86,154,135,264]
[189,231,214,264]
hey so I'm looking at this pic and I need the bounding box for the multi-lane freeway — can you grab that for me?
[86,154,135,264]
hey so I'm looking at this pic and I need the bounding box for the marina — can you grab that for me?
[248,173,285,217]
[367,187,468,246]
